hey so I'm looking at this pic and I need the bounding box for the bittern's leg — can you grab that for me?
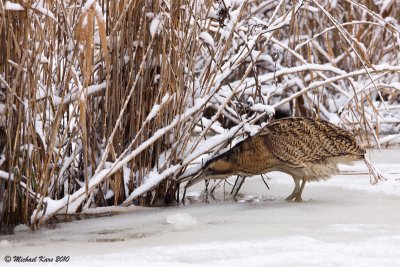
[294,177,306,202]
[285,178,300,201]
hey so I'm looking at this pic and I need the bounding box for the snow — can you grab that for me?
[150,15,162,37]
[166,213,198,229]
[36,54,49,64]
[56,82,107,105]
[250,103,275,114]
[0,240,12,248]
[30,195,70,223]
[32,1,56,20]
[82,0,96,12]
[0,154,5,168]
[0,170,14,181]
[199,32,215,47]
[94,3,104,23]
[4,1,24,11]
[146,104,161,122]
[145,93,170,122]
[123,165,181,205]
[105,190,114,200]
[1,1,399,265]
[13,224,30,233]
[39,96,209,216]
[380,0,394,15]
[243,123,259,136]
[1,149,399,266]
[379,134,400,145]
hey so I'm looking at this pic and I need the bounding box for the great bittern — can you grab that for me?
[185,117,383,202]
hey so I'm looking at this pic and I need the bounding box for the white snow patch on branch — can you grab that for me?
[199,32,215,46]
[145,93,170,122]
[56,82,107,105]
[0,170,14,181]
[123,165,180,205]
[146,104,161,122]
[94,2,105,22]
[105,190,114,200]
[30,195,69,223]
[82,0,96,12]
[36,55,49,64]
[4,1,24,11]
[243,123,259,136]
[150,15,162,37]
[250,103,275,115]
[32,0,56,20]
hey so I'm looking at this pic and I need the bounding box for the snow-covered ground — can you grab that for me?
[0,149,399,267]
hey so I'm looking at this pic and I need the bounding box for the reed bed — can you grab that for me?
[0,0,399,231]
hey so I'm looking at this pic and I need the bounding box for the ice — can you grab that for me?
[379,134,400,146]
[13,224,30,233]
[166,213,198,229]
[2,150,400,266]
[0,240,12,248]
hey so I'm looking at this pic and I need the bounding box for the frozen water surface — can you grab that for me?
[0,149,399,266]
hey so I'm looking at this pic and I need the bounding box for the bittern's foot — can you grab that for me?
[285,194,295,202]
[294,196,303,202]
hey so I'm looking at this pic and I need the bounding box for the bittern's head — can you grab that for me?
[185,157,234,188]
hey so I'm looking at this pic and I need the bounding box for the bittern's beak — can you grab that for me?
[185,170,210,188]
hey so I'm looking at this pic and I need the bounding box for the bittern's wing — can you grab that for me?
[260,118,365,165]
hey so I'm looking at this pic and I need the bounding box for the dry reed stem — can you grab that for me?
[0,0,399,229]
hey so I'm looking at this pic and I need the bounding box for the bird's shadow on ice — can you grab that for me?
[182,189,291,206]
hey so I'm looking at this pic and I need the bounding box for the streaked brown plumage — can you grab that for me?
[185,117,380,202]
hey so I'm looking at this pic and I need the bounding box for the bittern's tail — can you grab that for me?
[364,157,386,184]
